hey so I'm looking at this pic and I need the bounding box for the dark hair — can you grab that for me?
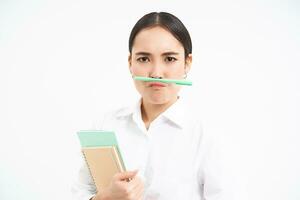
[129,12,192,58]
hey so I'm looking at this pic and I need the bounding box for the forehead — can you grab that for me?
[132,26,184,54]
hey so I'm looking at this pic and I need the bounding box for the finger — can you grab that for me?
[132,183,144,200]
[131,175,144,187]
[129,176,144,194]
[136,189,144,200]
[114,170,138,181]
[122,175,139,193]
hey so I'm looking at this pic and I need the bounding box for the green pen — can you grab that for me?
[134,76,192,86]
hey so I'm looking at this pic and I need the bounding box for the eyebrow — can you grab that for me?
[135,51,180,56]
[162,51,179,56]
[135,52,151,56]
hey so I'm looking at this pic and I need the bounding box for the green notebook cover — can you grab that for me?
[77,130,118,147]
[77,130,126,170]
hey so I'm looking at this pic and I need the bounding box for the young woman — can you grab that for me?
[72,12,226,200]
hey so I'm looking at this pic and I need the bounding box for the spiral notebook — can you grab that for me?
[77,130,126,191]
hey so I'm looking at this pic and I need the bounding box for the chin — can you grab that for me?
[145,94,174,105]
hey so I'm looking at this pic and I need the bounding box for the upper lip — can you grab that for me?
[148,82,167,87]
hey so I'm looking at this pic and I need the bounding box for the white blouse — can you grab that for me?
[72,97,228,200]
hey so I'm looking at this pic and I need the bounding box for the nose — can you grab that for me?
[149,65,163,79]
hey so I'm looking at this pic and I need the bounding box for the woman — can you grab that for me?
[72,12,226,200]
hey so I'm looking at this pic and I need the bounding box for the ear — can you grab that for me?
[184,53,192,73]
[128,53,132,74]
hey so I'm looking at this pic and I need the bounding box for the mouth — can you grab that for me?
[148,82,167,88]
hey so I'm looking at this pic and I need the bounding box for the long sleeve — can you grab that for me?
[197,126,234,200]
[202,138,224,199]
[71,113,110,200]
[71,153,97,200]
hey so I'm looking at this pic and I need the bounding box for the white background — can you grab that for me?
[0,0,299,199]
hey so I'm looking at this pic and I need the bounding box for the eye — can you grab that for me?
[137,57,150,63]
[165,56,177,62]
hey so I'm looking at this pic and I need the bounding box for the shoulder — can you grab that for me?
[182,101,220,153]
[91,104,134,130]
[180,98,204,131]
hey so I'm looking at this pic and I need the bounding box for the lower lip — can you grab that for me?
[150,84,165,87]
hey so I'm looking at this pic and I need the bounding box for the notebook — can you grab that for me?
[77,130,126,191]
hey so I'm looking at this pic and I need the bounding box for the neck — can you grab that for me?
[141,96,178,129]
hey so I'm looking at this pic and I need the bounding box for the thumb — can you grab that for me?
[115,170,138,181]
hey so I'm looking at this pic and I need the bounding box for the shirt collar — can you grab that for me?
[115,99,141,118]
[115,97,188,129]
[161,96,187,129]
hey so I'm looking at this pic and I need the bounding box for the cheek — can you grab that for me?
[131,65,148,75]
[167,66,185,78]
[170,84,181,93]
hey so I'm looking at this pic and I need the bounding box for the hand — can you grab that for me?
[93,170,144,200]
